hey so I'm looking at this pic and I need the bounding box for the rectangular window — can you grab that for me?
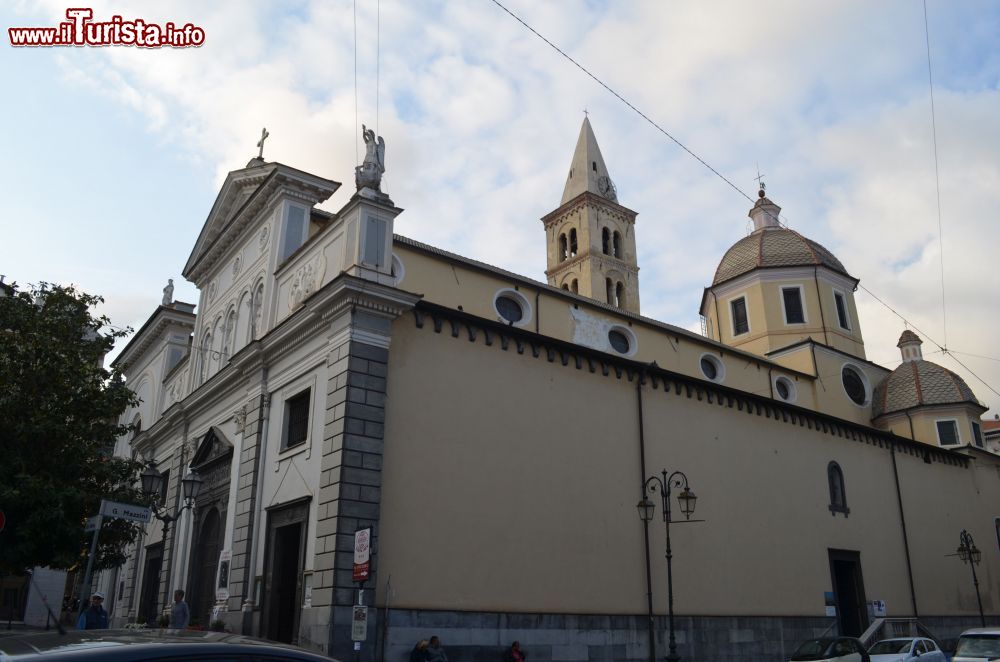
[781,286,805,324]
[158,469,169,506]
[730,297,749,335]
[283,389,311,450]
[972,421,983,448]
[936,420,959,446]
[280,204,308,263]
[834,291,850,330]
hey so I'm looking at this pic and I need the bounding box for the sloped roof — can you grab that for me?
[873,359,984,417]
[713,226,852,286]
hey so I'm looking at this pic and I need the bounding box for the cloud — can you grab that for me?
[5,0,999,411]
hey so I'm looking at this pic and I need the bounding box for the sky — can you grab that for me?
[2,1,999,414]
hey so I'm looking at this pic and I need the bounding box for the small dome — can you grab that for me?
[712,226,852,286]
[873,359,983,418]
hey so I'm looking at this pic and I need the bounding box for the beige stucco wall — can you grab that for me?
[377,313,998,619]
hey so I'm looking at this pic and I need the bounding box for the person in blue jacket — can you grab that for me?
[77,591,108,630]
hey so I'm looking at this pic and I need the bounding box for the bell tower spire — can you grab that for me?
[542,117,640,313]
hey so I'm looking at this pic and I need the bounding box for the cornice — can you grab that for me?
[114,306,196,370]
[541,191,638,226]
[412,300,968,468]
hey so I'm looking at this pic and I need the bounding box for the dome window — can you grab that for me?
[493,289,532,327]
[607,326,637,356]
[774,376,796,403]
[730,297,749,336]
[834,290,851,330]
[699,353,725,383]
[781,286,805,325]
[935,420,960,446]
[841,365,869,406]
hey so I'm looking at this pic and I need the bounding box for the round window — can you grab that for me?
[700,357,718,380]
[775,377,795,401]
[495,295,523,323]
[842,366,867,405]
[608,330,630,354]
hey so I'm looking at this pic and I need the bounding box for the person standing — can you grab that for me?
[77,591,108,630]
[504,640,526,662]
[409,639,429,662]
[426,635,448,662]
[170,589,190,629]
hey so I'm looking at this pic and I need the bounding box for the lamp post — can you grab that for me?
[637,470,699,662]
[140,462,203,610]
[955,529,985,627]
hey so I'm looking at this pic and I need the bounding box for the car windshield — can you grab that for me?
[955,635,1000,657]
[869,640,911,654]
[791,639,834,660]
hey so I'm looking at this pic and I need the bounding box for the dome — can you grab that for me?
[873,359,982,418]
[712,194,854,286]
[713,226,852,286]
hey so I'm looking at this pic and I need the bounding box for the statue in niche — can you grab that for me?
[355,124,385,191]
[162,279,174,306]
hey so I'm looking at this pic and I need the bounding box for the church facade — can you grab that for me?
[100,119,998,661]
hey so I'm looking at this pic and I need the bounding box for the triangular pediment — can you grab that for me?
[181,162,341,284]
[191,426,234,470]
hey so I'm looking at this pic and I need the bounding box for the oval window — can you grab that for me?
[700,357,718,380]
[775,376,795,402]
[495,295,523,323]
[842,366,867,405]
[608,330,630,354]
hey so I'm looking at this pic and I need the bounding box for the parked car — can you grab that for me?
[790,636,871,661]
[0,628,339,661]
[953,628,1000,662]
[868,637,945,661]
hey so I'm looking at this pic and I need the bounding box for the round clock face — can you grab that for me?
[597,175,617,201]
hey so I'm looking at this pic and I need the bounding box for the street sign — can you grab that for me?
[352,528,371,582]
[84,516,100,533]
[351,605,368,641]
[99,499,151,523]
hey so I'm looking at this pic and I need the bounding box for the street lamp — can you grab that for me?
[955,529,985,627]
[637,470,699,662]
[141,461,203,541]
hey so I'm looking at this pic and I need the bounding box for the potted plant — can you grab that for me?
[210,619,226,632]
[157,614,170,628]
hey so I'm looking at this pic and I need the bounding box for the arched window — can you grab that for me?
[561,284,569,291]
[828,462,849,517]
[616,282,625,308]
[571,279,578,294]
[602,228,610,255]
[559,234,568,261]
[613,231,622,258]
[606,278,614,305]
[569,229,578,257]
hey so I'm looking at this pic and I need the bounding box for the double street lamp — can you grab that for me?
[140,462,204,543]
[955,529,985,627]
[637,470,699,662]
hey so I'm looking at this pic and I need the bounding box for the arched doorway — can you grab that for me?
[191,507,222,627]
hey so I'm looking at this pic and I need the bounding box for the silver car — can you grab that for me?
[954,628,1000,662]
[868,637,945,662]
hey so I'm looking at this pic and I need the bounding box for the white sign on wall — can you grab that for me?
[351,605,368,641]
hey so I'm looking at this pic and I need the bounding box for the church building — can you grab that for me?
[100,118,998,661]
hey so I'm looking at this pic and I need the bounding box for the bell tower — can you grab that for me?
[541,117,640,313]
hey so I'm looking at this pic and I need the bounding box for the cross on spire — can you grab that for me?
[256,127,270,160]
[583,108,589,118]
[754,164,766,197]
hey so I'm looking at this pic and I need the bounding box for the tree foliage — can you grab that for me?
[0,282,146,573]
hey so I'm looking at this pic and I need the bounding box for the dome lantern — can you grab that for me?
[897,329,923,363]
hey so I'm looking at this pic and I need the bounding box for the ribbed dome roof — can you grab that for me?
[713,226,851,286]
[873,360,982,418]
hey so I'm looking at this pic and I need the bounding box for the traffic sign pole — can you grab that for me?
[80,514,103,610]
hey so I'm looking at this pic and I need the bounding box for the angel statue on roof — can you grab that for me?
[355,124,386,192]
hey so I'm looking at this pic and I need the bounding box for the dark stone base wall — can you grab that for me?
[376,609,998,661]
[380,610,835,662]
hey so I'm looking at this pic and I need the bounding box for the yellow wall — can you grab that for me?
[377,314,999,618]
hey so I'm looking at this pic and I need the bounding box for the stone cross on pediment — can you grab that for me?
[257,127,269,160]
